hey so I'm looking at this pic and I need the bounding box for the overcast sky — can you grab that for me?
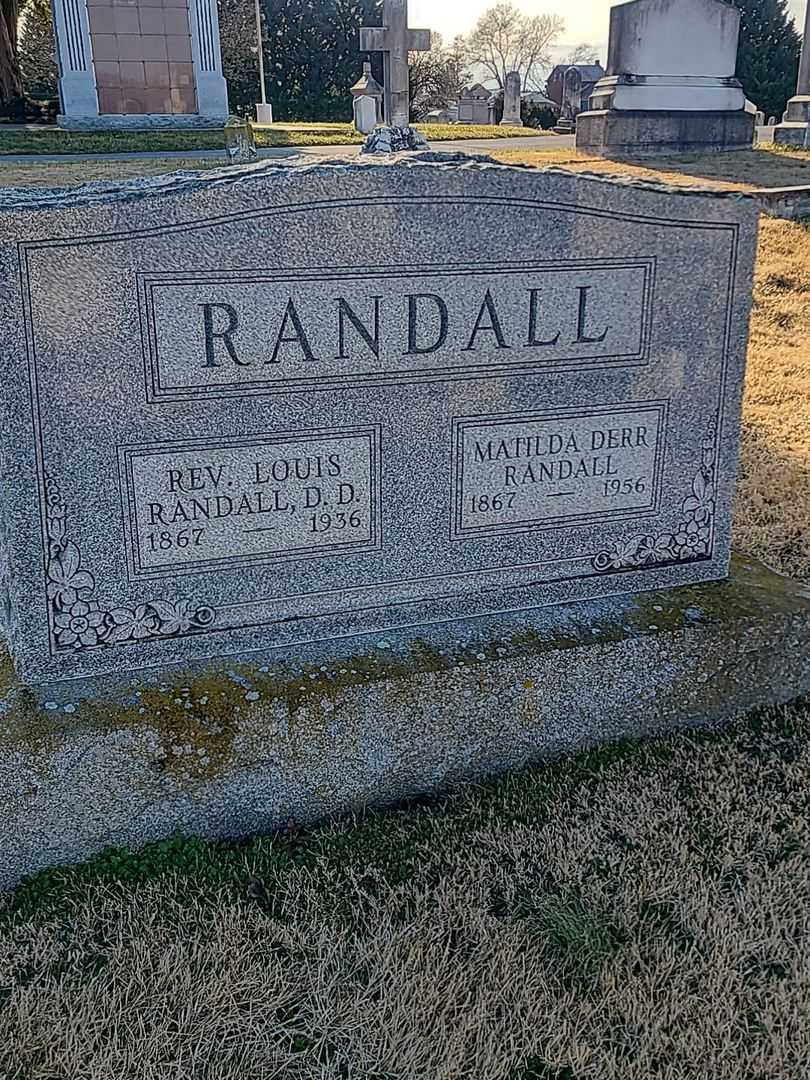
[409,0,807,60]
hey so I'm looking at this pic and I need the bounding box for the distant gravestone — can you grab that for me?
[224,116,257,164]
[555,67,582,133]
[458,85,494,125]
[755,110,765,127]
[351,63,384,134]
[500,71,523,127]
[767,116,777,126]
[578,0,754,154]
[774,0,810,145]
[0,156,757,683]
[354,96,378,135]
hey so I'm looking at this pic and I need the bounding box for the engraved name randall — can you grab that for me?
[141,261,653,400]
[199,284,610,367]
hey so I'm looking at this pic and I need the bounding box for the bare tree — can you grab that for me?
[466,3,564,90]
[410,32,471,118]
[563,42,600,65]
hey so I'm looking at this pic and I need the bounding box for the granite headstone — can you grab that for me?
[0,156,758,683]
[500,71,523,127]
[578,0,755,154]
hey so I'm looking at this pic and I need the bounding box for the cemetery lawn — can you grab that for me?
[0,122,548,156]
[493,144,810,191]
[1,699,809,1078]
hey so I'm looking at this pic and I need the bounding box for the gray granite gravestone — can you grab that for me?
[0,155,758,685]
[500,71,523,127]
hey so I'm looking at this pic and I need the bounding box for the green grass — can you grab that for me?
[0,121,550,156]
[0,127,227,155]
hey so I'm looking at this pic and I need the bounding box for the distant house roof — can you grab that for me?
[460,83,494,99]
[522,91,556,107]
[548,63,605,84]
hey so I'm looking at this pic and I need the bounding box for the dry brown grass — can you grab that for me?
[1,703,809,1078]
[0,157,219,188]
[492,145,810,190]
[735,218,810,581]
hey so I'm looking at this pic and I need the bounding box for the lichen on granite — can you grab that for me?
[0,554,806,767]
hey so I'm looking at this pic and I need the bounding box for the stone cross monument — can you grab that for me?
[774,0,810,145]
[360,0,430,128]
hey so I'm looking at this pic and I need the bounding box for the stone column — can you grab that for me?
[500,71,523,127]
[774,0,810,144]
[53,0,98,121]
[799,2,810,97]
[188,0,230,120]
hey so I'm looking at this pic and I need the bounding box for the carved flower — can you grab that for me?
[594,538,643,571]
[674,518,710,558]
[636,533,677,564]
[682,470,715,526]
[106,604,159,642]
[148,598,215,635]
[54,599,104,648]
[47,541,95,610]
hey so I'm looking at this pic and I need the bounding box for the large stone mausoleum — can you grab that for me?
[52,0,229,127]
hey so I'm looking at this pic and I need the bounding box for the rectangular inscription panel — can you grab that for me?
[141,259,654,401]
[118,427,381,578]
[452,403,667,540]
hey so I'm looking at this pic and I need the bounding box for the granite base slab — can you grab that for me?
[56,115,228,131]
[576,108,756,155]
[773,123,809,148]
[1,554,808,890]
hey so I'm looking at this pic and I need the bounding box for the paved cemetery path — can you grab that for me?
[0,133,576,165]
[0,126,773,168]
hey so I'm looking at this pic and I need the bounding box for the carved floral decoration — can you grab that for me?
[45,472,215,651]
[593,434,716,573]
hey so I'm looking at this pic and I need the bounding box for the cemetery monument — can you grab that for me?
[774,0,810,146]
[554,67,583,134]
[360,0,431,151]
[500,71,523,127]
[351,63,384,135]
[577,0,755,155]
[458,84,496,125]
[52,0,229,128]
[0,154,808,887]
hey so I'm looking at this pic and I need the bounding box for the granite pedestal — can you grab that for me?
[577,108,756,156]
[0,554,807,890]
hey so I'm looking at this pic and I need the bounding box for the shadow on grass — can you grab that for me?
[735,422,810,582]
[598,147,810,189]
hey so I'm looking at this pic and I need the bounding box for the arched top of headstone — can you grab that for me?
[606,0,741,79]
